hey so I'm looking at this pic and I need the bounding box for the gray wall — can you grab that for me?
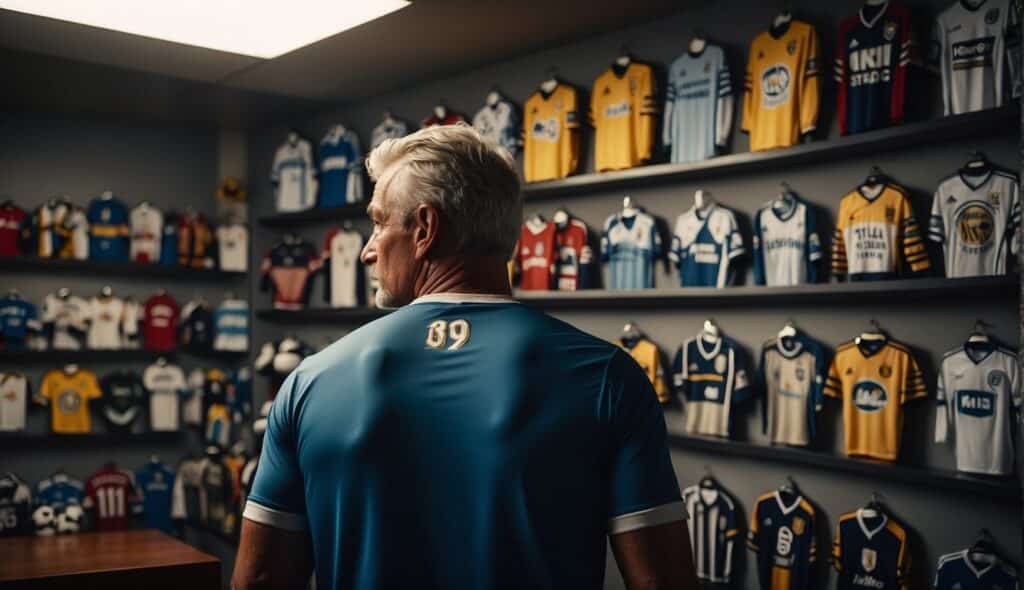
[243,0,1021,588]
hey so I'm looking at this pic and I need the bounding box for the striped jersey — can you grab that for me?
[590,62,657,171]
[271,137,317,212]
[824,337,927,461]
[86,196,130,262]
[753,196,822,286]
[523,83,580,182]
[472,99,521,157]
[672,334,752,437]
[929,166,1020,277]
[670,203,744,288]
[935,341,1022,475]
[747,490,818,590]
[758,333,827,446]
[682,482,740,583]
[318,126,364,207]
[831,509,911,590]
[934,549,1019,589]
[601,210,662,289]
[214,299,249,352]
[832,182,931,281]
[663,44,734,163]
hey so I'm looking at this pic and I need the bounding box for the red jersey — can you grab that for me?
[143,293,179,351]
[421,112,466,128]
[554,218,592,291]
[83,466,140,531]
[0,203,27,257]
[516,219,557,290]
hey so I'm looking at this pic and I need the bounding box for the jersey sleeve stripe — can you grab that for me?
[608,500,687,534]
[242,500,308,531]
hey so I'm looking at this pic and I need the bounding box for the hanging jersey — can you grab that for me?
[0,373,29,432]
[0,295,41,351]
[260,237,320,310]
[835,3,916,135]
[0,203,27,257]
[590,62,657,171]
[170,458,204,524]
[272,138,317,212]
[214,299,249,352]
[516,219,557,291]
[227,367,253,420]
[759,334,827,446]
[931,0,1022,115]
[620,337,669,402]
[129,204,163,263]
[319,127,365,207]
[86,197,131,262]
[473,100,522,156]
[41,293,87,350]
[254,338,314,399]
[370,118,408,149]
[200,456,236,535]
[673,334,753,436]
[934,549,1020,589]
[670,204,745,288]
[216,224,249,272]
[421,112,466,128]
[523,84,580,182]
[83,466,140,531]
[216,176,247,224]
[936,342,1022,474]
[0,472,32,537]
[206,403,231,448]
[554,218,593,291]
[747,490,818,590]
[682,483,740,584]
[743,21,822,151]
[183,369,206,427]
[602,211,662,290]
[832,510,911,590]
[824,338,927,461]
[159,212,179,265]
[143,293,179,352]
[833,183,931,281]
[85,296,124,350]
[179,301,214,353]
[136,462,175,534]
[144,362,187,432]
[100,371,145,431]
[177,213,214,268]
[35,474,84,535]
[664,45,734,163]
[26,201,72,258]
[37,368,102,434]
[929,167,1020,277]
[322,228,366,307]
[753,197,822,286]
[54,206,87,260]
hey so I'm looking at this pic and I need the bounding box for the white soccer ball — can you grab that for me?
[57,505,84,533]
[32,505,55,534]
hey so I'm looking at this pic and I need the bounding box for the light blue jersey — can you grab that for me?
[246,293,683,589]
[601,211,662,290]
[663,44,734,163]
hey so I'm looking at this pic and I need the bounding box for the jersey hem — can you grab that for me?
[242,500,308,531]
[607,500,687,535]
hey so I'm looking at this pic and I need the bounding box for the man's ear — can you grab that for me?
[412,203,442,260]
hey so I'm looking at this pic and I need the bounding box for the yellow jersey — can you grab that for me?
[832,183,931,281]
[824,338,927,461]
[37,368,102,434]
[742,20,821,151]
[590,62,657,172]
[523,83,580,182]
[619,337,669,402]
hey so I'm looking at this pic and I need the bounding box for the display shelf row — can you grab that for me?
[254,275,1017,323]
[667,434,1020,500]
[255,106,1019,228]
[0,431,183,449]
[0,256,247,280]
[0,348,249,364]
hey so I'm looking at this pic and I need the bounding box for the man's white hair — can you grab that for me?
[366,123,522,258]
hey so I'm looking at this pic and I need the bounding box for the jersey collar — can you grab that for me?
[856,508,888,540]
[696,336,722,360]
[963,550,997,578]
[773,490,803,515]
[859,0,890,29]
[411,293,518,305]
[776,336,804,358]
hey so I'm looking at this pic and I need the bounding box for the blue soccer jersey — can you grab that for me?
[86,196,130,262]
[318,126,364,208]
[0,295,41,351]
[135,461,176,534]
[663,44,734,163]
[934,549,1019,590]
[601,210,662,289]
[246,293,683,589]
[670,204,745,288]
[752,196,822,286]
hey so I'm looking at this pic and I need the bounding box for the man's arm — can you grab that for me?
[232,518,313,590]
[610,520,698,589]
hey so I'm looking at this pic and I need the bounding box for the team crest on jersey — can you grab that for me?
[758,50,765,59]
[714,354,727,373]
[845,367,854,375]
[988,191,1001,206]
[689,363,699,372]
[531,107,539,115]
[956,204,995,246]
[58,390,81,414]
[862,548,878,572]
[988,370,1007,388]
[786,40,797,55]
[986,8,1000,24]
[853,380,888,412]
[879,365,892,378]
[792,517,805,535]
[884,206,895,221]
[883,21,897,41]
[795,367,806,381]
[534,243,544,256]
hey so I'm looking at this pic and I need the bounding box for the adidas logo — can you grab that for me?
[849,38,860,49]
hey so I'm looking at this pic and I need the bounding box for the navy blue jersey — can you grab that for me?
[159,212,179,266]
[0,472,32,537]
[832,510,910,590]
[747,490,818,590]
[934,549,1019,589]
[318,127,364,208]
[86,197,130,262]
[135,462,176,534]
[0,295,40,351]
[835,2,915,135]
[682,482,740,583]
[672,334,753,437]
[246,293,683,589]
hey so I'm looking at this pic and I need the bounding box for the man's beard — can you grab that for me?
[375,285,406,309]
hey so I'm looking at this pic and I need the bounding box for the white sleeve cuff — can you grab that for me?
[243,500,308,532]
[608,501,687,535]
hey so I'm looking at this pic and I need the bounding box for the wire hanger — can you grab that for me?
[857,318,886,343]
[861,490,885,518]
[702,318,720,342]
[621,321,642,343]
[699,465,716,488]
[968,319,991,343]
[779,475,799,496]
[622,196,639,217]
[778,318,798,339]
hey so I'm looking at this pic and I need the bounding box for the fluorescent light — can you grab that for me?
[0,0,411,59]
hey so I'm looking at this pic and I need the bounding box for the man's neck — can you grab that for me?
[413,255,511,299]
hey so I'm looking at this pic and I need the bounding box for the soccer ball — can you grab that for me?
[57,505,84,534]
[32,505,56,535]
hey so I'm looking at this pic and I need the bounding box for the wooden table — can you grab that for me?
[0,529,220,589]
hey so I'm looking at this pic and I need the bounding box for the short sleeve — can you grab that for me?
[244,372,308,531]
[87,373,103,400]
[605,351,684,535]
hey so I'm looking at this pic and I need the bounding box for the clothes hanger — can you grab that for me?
[287,130,300,144]
[63,363,79,374]
[772,8,793,31]
[699,465,717,489]
[695,189,715,211]
[861,490,885,519]
[486,87,502,106]
[967,319,991,343]
[433,103,448,120]
[154,288,167,297]
[552,207,570,226]
[863,165,888,187]
[615,43,632,67]
[779,475,799,497]
[857,319,886,343]
[99,285,113,298]
[622,196,639,218]
[58,287,72,299]
[621,321,642,343]
[689,28,707,54]
[778,319,798,340]
[968,529,1000,565]
[156,356,168,367]
[963,150,991,172]
[540,67,560,93]
[149,455,161,464]
[702,319,720,343]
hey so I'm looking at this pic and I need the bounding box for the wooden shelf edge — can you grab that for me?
[0,349,249,364]
[0,257,246,280]
[258,203,367,228]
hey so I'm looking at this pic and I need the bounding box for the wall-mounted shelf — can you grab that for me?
[259,203,367,228]
[668,434,1020,500]
[523,106,1019,200]
[0,257,246,281]
[0,348,248,364]
[0,431,183,449]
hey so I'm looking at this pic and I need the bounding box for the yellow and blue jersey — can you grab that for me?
[832,510,910,590]
[747,490,818,590]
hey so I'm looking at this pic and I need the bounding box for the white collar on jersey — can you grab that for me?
[856,508,888,540]
[411,293,518,305]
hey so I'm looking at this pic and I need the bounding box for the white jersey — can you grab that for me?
[929,167,1020,277]
[213,299,249,352]
[143,363,186,432]
[669,204,744,288]
[322,228,365,307]
[41,293,88,350]
[370,119,408,149]
[752,197,822,286]
[129,204,163,263]
[663,44,734,163]
[936,342,1022,475]
[85,296,124,350]
[681,483,740,584]
[183,369,205,427]
[472,100,521,156]
[931,0,1022,115]
[216,224,249,272]
[121,298,141,349]
[0,372,29,431]
[271,138,317,212]
[758,334,827,446]
[67,207,89,260]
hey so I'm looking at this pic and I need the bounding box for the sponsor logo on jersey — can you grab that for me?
[951,37,996,69]
[957,389,995,417]
[605,101,631,118]
[531,118,561,141]
[853,574,885,589]
[761,64,792,107]
[795,367,806,381]
[947,195,958,204]
[955,203,995,247]
[853,380,888,412]
[776,525,794,556]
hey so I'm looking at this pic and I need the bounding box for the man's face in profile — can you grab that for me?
[361,165,418,308]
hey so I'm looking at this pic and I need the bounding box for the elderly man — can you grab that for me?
[233,125,696,589]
